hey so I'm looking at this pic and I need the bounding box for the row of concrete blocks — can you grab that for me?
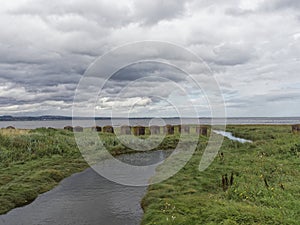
[64,125,209,136]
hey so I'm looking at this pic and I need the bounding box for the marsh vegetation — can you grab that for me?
[0,125,299,225]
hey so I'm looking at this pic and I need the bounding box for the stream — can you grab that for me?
[213,130,252,143]
[0,150,171,225]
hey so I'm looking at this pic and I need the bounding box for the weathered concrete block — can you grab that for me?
[91,126,102,132]
[164,125,174,135]
[120,125,131,135]
[103,126,114,133]
[180,125,190,134]
[196,126,208,136]
[133,126,145,136]
[150,125,160,135]
[74,126,83,132]
[64,126,73,132]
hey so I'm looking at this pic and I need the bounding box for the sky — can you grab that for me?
[0,0,300,117]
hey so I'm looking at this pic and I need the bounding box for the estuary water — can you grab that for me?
[0,117,300,129]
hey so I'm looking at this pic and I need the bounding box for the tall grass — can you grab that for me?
[141,125,300,224]
[0,128,88,214]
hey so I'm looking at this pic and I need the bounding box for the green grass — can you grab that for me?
[141,125,300,224]
[1,125,299,224]
[0,128,89,214]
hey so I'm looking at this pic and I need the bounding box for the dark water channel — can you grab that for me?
[0,150,171,225]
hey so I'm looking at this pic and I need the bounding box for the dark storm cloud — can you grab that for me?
[0,63,83,87]
[110,62,187,83]
[101,77,181,99]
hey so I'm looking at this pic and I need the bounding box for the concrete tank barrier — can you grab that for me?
[6,126,15,129]
[120,125,131,135]
[64,126,73,132]
[150,125,160,135]
[74,126,83,132]
[164,125,174,135]
[179,125,190,134]
[292,124,300,133]
[133,126,145,136]
[91,126,102,132]
[196,125,208,136]
[103,126,114,133]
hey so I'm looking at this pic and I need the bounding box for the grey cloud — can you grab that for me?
[225,8,254,17]
[101,78,180,99]
[12,0,191,28]
[133,0,190,25]
[213,43,255,66]
[261,0,300,11]
[110,61,187,83]
[265,91,300,102]
[11,0,133,28]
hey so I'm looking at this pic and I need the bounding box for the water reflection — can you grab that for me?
[0,150,171,225]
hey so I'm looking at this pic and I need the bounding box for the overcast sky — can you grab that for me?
[0,0,299,117]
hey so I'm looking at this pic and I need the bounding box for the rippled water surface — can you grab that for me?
[0,151,171,225]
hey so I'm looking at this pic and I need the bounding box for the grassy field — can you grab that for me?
[1,125,299,224]
[141,125,300,224]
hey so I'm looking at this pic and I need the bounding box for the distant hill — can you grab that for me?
[0,115,73,121]
[0,115,149,121]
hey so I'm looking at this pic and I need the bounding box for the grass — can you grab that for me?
[1,125,299,224]
[0,128,88,214]
[141,125,300,224]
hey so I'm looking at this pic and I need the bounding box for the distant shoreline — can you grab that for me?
[1,115,300,121]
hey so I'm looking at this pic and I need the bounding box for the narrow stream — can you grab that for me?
[213,130,252,143]
[0,150,171,225]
